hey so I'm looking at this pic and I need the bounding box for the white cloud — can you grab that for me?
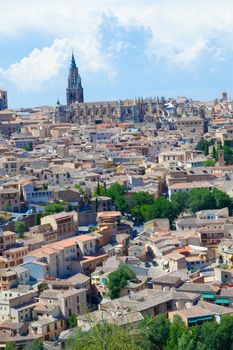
[1,0,233,90]
[0,40,69,91]
[0,36,116,91]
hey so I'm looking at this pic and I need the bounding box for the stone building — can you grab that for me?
[0,89,8,110]
[66,53,84,106]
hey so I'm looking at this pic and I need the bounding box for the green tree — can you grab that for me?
[74,183,88,198]
[204,159,216,167]
[217,315,233,349]
[196,139,206,152]
[171,192,189,214]
[68,313,77,329]
[139,315,170,350]
[5,343,17,350]
[108,265,136,299]
[212,189,233,213]
[14,221,27,235]
[25,340,44,350]
[67,322,143,350]
[177,332,197,350]
[213,146,217,161]
[127,192,155,224]
[166,315,188,350]
[188,188,215,213]
[34,213,41,226]
[43,202,65,216]
[204,142,209,156]
[216,145,233,165]
[147,197,178,223]
[93,185,106,197]
[199,321,220,350]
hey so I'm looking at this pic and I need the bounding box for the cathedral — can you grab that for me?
[53,53,204,126]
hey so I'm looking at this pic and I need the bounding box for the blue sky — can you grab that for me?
[1,0,233,108]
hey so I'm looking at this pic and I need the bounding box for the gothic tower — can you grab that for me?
[66,53,84,106]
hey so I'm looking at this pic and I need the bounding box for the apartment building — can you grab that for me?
[1,157,21,176]
[0,289,37,323]
[0,246,29,269]
[41,211,78,240]
[0,187,21,212]
[0,231,16,252]
[20,180,53,204]
[39,288,87,318]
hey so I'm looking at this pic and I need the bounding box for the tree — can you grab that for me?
[166,315,188,350]
[204,159,216,167]
[177,332,197,350]
[68,313,77,328]
[188,188,215,213]
[43,202,65,216]
[212,189,233,213]
[196,139,206,152]
[93,184,106,197]
[216,145,233,165]
[204,142,209,156]
[107,265,136,299]
[34,213,41,226]
[139,315,170,350]
[171,192,189,214]
[5,343,17,350]
[147,197,178,223]
[213,146,217,161]
[25,340,44,350]
[14,221,27,235]
[199,320,220,350]
[67,322,143,350]
[127,192,155,224]
[217,315,233,349]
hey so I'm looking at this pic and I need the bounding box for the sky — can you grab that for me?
[1,0,233,108]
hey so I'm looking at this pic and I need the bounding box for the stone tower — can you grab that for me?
[0,90,8,110]
[218,149,225,167]
[66,53,84,106]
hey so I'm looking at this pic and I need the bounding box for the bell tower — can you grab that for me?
[66,53,84,106]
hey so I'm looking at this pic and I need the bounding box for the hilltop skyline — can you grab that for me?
[1,0,233,108]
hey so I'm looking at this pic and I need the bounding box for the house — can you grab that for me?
[0,187,21,212]
[169,305,215,326]
[169,301,233,326]
[152,275,183,291]
[0,231,16,253]
[0,246,29,269]
[38,288,87,319]
[0,288,37,323]
[163,252,187,272]
[20,180,53,204]
[168,181,215,199]
[41,211,78,240]
[30,318,65,341]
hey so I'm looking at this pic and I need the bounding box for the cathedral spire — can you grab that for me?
[66,52,84,106]
[70,52,77,69]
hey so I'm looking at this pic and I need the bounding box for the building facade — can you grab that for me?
[0,90,8,110]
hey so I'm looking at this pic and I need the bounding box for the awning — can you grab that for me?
[215,298,230,304]
[188,316,213,324]
[201,293,215,299]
